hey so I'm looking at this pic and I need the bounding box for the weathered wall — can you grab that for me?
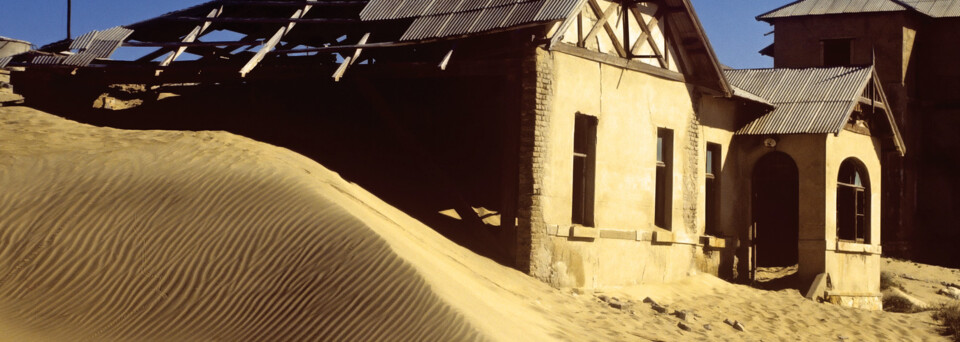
[770,13,921,259]
[517,46,735,288]
[823,130,883,297]
[726,130,882,301]
[729,134,827,284]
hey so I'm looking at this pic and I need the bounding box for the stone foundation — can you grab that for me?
[826,293,882,311]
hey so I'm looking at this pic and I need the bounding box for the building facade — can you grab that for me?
[5,0,906,309]
[759,0,960,265]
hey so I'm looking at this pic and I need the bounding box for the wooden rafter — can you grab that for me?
[438,49,453,70]
[161,6,223,67]
[585,0,626,58]
[629,5,666,68]
[332,32,369,81]
[240,5,312,77]
[547,6,581,50]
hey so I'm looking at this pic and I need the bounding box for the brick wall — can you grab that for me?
[516,47,554,278]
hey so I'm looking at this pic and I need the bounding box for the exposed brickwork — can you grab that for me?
[516,47,554,279]
[682,102,702,234]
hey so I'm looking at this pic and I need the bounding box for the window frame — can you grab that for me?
[821,38,854,67]
[705,142,721,236]
[836,158,870,243]
[655,128,673,230]
[572,114,598,227]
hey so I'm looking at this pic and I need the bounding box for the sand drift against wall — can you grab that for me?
[0,106,563,341]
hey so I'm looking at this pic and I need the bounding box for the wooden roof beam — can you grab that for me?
[629,5,666,68]
[126,40,263,47]
[161,6,223,67]
[168,16,357,24]
[332,32,369,82]
[586,0,627,58]
[240,4,313,77]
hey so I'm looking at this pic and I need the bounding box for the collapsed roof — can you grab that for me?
[3,0,731,95]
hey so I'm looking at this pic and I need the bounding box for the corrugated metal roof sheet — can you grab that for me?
[69,27,135,58]
[62,53,99,67]
[363,0,584,41]
[0,57,12,69]
[900,0,960,17]
[759,0,960,20]
[724,66,873,135]
[31,55,67,65]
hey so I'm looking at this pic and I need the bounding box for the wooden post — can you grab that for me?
[67,0,72,39]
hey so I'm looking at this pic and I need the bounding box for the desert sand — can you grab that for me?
[0,106,953,341]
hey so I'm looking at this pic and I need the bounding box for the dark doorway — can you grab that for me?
[752,152,800,273]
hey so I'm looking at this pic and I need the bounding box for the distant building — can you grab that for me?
[6,0,906,310]
[758,0,960,265]
[0,36,30,59]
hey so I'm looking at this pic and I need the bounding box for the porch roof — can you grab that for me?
[724,65,905,154]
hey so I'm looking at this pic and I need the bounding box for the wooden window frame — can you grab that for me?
[837,159,869,243]
[705,143,721,236]
[655,128,673,230]
[572,114,598,226]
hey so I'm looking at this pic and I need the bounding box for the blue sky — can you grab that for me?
[0,0,791,69]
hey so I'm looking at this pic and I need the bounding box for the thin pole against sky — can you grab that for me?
[67,0,72,39]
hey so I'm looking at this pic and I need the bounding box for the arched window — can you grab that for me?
[837,158,869,243]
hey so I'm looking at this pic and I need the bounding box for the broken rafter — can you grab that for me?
[161,6,223,67]
[332,32,369,81]
[125,40,263,48]
[240,5,312,77]
[272,40,417,54]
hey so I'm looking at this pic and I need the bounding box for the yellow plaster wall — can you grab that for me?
[533,49,728,288]
[823,130,883,294]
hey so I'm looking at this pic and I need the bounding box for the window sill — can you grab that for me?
[544,224,736,249]
[834,240,881,255]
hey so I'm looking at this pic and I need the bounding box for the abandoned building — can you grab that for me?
[758,0,960,266]
[1,0,906,309]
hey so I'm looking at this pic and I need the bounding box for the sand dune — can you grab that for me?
[0,106,952,341]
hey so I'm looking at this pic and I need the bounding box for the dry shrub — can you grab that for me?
[880,271,906,292]
[883,295,917,313]
[935,302,960,341]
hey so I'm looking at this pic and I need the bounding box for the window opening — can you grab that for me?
[837,158,869,243]
[655,128,673,229]
[822,39,853,67]
[705,143,721,235]
[572,114,598,226]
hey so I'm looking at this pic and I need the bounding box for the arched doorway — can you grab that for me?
[752,152,800,276]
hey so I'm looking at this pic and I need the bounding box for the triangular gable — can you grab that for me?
[548,0,731,96]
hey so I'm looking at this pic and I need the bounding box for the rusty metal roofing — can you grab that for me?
[724,66,873,135]
[361,0,585,41]
[759,0,960,20]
